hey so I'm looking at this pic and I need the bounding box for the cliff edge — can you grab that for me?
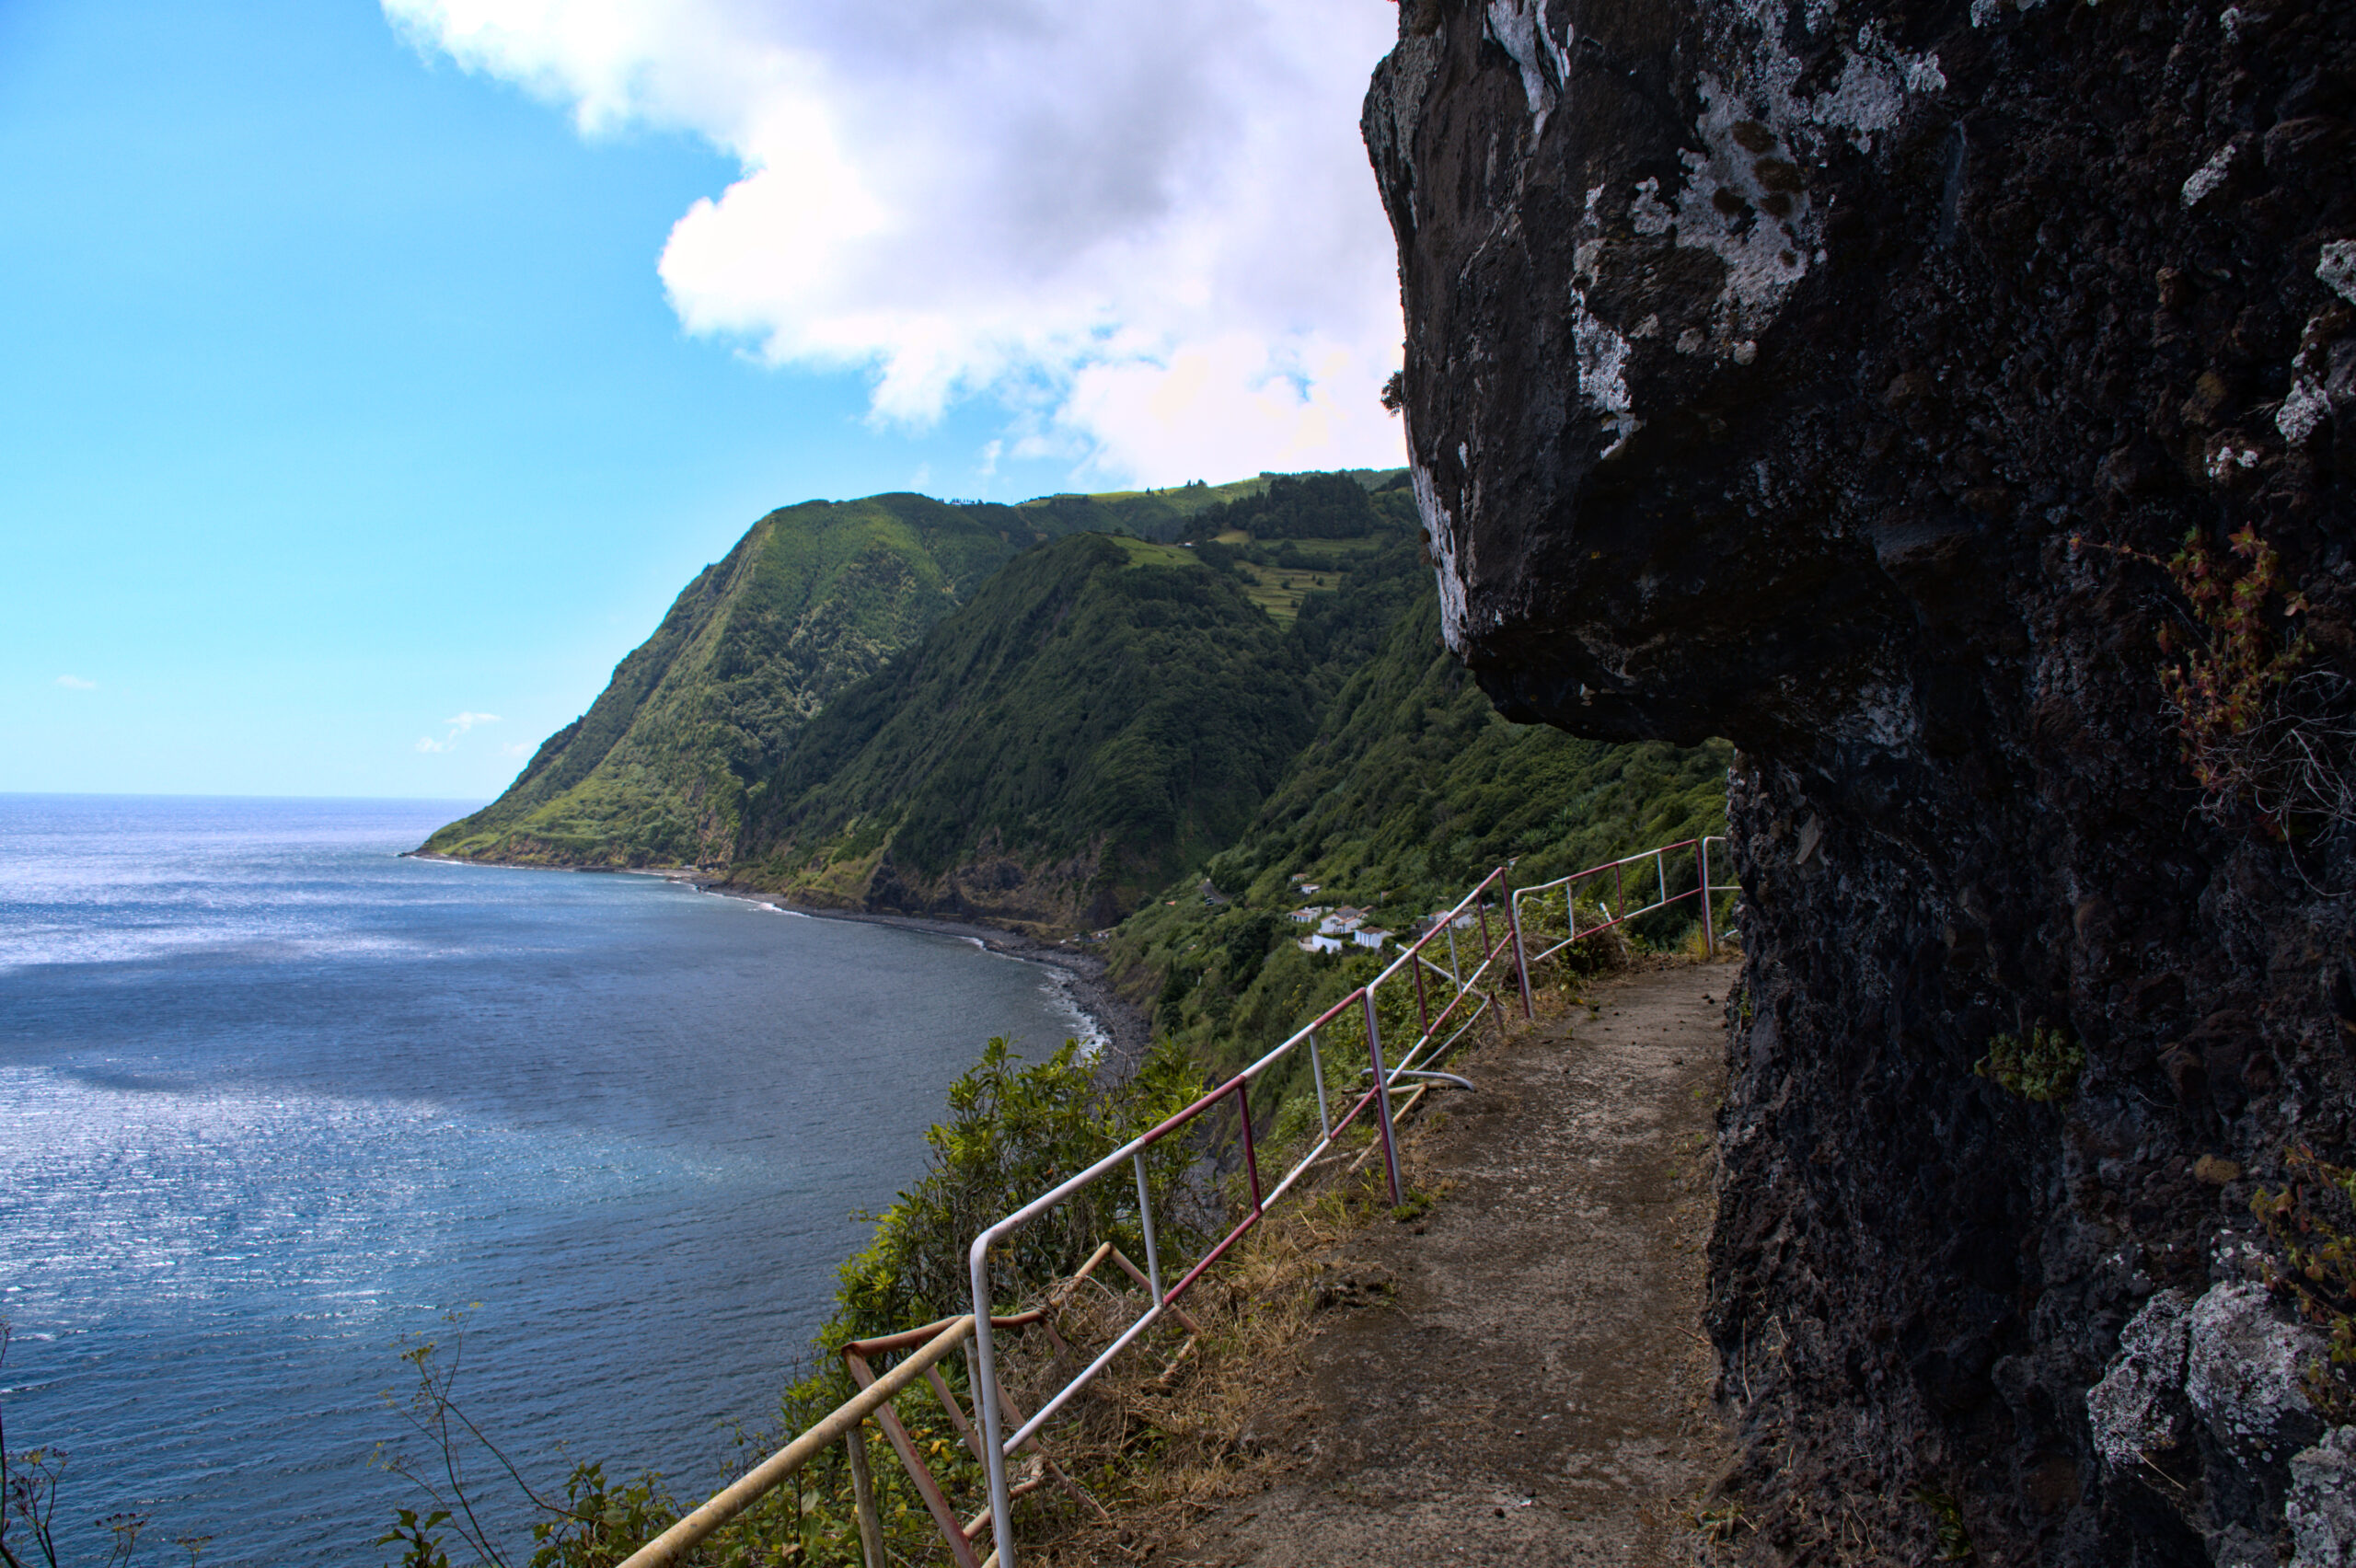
[1369,0,2355,1561]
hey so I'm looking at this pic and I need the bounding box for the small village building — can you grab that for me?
[1352,928,1393,950]
[1298,933,1345,954]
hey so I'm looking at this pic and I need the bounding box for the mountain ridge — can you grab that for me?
[421,473,1403,871]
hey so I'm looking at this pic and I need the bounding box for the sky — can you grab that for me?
[1,0,1406,801]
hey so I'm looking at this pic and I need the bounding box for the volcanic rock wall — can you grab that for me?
[1367,0,2355,1561]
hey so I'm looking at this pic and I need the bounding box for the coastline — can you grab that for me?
[698,885,1155,1079]
[403,850,1152,1078]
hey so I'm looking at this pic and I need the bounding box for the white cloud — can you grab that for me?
[416,711,502,754]
[55,674,97,689]
[384,0,1406,486]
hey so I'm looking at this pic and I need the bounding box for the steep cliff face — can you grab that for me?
[1369,0,2355,1561]
[733,534,1314,932]
[422,495,1064,868]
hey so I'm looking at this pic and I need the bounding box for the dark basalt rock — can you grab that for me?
[1367,0,2355,1561]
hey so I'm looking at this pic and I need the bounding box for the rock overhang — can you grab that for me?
[1367,0,2356,1559]
[1368,0,1977,758]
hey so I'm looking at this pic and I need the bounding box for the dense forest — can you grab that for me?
[732,532,1316,929]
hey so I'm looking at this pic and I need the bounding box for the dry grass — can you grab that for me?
[974,1110,1461,1562]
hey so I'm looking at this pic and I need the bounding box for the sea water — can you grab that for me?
[0,796,1101,1565]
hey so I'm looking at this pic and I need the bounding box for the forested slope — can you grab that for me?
[420,467,1728,980]
[731,533,1314,931]
[1103,560,1731,1083]
[419,477,1395,870]
[422,495,1047,867]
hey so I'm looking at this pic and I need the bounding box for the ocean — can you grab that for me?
[0,795,1102,1565]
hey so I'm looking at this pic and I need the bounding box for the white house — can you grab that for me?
[1352,928,1393,950]
[1298,933,1345,954]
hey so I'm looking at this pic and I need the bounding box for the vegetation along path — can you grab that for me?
[1157,960,1738,1567]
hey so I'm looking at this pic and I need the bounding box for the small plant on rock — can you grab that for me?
[2249,1144,2356,1424]
[2153,525,2322,829]
[1911,1485,1973,1561]
[2077,524,2355,838]
[1973,1027,2083,1104]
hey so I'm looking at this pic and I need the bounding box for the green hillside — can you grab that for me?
[420,474,1403,870]
[1103,569,1732,1082]
[422,494,1075,868]
[730,532,1317,931]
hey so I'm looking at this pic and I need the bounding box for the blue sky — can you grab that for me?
[1,0,1401,801]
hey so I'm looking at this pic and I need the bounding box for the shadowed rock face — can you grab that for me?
[1368,0,2354,1561]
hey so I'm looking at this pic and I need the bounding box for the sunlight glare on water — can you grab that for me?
[0,795,1097,1566]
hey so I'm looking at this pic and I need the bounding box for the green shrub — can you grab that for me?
[1972,1028,2083,1103]
[834,1034,1203,1337]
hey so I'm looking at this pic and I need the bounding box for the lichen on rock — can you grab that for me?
[2185,1282,2327,1465]
[2089,1288,2193,1470]
[2288,1425,2356,1568]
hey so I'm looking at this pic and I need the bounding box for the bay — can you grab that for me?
[0,795,1099,1566]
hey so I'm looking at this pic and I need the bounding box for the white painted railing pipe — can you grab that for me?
[614,1315,976,1568]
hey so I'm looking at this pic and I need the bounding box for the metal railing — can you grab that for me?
[964,868,1522,1567]
[615,1314,977,1568]
[629,832,1734,1568]
[1507,836,1727,1016]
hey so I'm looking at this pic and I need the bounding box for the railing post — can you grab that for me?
[1132,1150,1162,1301]
[1510,889,1533,1020]
[1700,838,1716,958]
[1362,989,1403,1206]
[1308,1027,1332,1138]
[1412,951,1431,1040]
[1475,887,1501,1024]
[846,1424,884,1568]
[1234,1078,1264,1214]
[968,1239,1018,1568]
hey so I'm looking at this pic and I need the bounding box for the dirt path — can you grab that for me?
[1153,961,1737,1567]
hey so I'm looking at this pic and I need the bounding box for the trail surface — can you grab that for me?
[1160,962,1736,1566]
